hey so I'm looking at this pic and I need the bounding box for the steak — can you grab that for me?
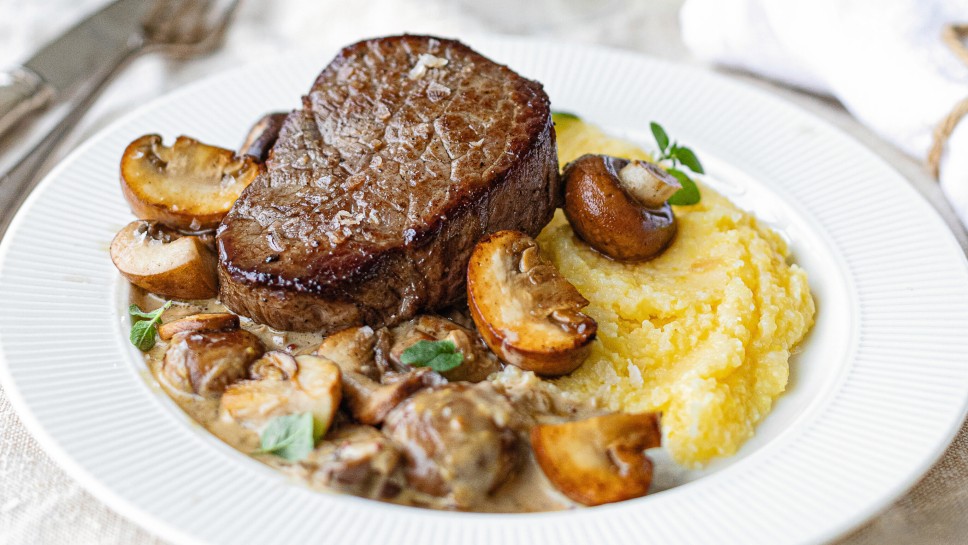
[217,35,559,333]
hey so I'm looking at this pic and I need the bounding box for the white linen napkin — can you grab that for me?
[680,0,968,226]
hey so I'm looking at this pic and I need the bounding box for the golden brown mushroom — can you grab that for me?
[161,329,265,398]
[389,315,503,382]
[157,313,239,340]
[220,355,342,438]
[467,230,597,376]
[110,220,218,300]
[120,134,262,231]
[531,412,662,506]
[563,154,678,261]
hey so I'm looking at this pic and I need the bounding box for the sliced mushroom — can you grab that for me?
[389,315,503,382]
[467,230,597,376]
[299,424,407,500]
[315,326,440,425]
[220,355,342,438]
[120,134,262,231]
[563,154,678,261]
[240,112,287,162]
[161,329,265,398]
[111,220,218,300]
[383,383,519,509]
[531,412,662,506]
[249,350,299,381]
[158,313,239,340]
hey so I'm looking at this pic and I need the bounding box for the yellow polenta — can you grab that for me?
[542,116,815,466]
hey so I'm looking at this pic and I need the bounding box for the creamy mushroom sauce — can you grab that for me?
[132,289,600,512]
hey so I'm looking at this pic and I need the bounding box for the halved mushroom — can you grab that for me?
[316,326,440,424]
[111,220,218,300]
[240,112,287,162]
[563,154,678,261]
[120,134,262,231]
[389,315,503,382]
[161,329,265,398]
[158,313,239,340]
[531,412,662,506]
[220,354,342,438]
[467,231,597,376]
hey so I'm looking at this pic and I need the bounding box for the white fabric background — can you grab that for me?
[680,0,968,227]
[0,0,966,544]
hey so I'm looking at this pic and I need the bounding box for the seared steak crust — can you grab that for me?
[217,35,559,332]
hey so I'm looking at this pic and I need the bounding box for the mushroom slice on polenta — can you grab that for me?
[467,230,596,376]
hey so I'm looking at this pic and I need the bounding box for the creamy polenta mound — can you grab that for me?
[542,116,815,466]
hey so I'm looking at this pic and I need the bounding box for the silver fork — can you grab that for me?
[0,0,240,236]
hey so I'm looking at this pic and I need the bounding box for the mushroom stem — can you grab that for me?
[617,160,681,208]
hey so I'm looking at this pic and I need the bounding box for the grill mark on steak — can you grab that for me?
[217,35,559,332]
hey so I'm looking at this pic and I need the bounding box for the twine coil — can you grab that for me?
[927,23,968,178]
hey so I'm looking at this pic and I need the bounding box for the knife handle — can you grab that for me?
[0,67,55,141]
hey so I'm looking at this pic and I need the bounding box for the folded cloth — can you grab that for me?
[680,0,968,226]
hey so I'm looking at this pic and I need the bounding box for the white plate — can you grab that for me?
[2,35,967,545]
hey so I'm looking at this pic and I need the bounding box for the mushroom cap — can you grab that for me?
[563,154,677,262]
[162,329,265,398]
[110,220,218,300]
[383,383,518,508]
[467,230,597,376]
[531,412,662,506]
[120,134,262,231]
[389,315,503,382]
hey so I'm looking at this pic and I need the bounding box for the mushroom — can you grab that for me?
[110,220,218,300]
[299,424,407,500]
[239,112,287,162]
[563,154,678,261]
[383,383,519,509]
[120,134,262,231]
[530,412,662,506]
[220,354,342,438]
[466,230,597,376]
[161,329,265,398]
[158,313,239,340]
[316,326,441,425]
[389,315,503,382]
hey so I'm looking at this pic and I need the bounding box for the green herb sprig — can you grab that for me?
[650,121,703,205]
[255,412,317,462]
[128,301,172,351]
[400,339,464,373]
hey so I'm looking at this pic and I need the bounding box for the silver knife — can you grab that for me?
[0,0,149,139]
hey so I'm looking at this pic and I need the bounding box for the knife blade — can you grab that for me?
[0,0,148,139]
[23,0,149,99]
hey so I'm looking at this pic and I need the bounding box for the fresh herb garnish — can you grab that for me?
[255,412,317,461]
[400,339,464,372]
[650,121,703,205]
[128,301,171,351]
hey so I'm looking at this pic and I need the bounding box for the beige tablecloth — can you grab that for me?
[1,0,966,543]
